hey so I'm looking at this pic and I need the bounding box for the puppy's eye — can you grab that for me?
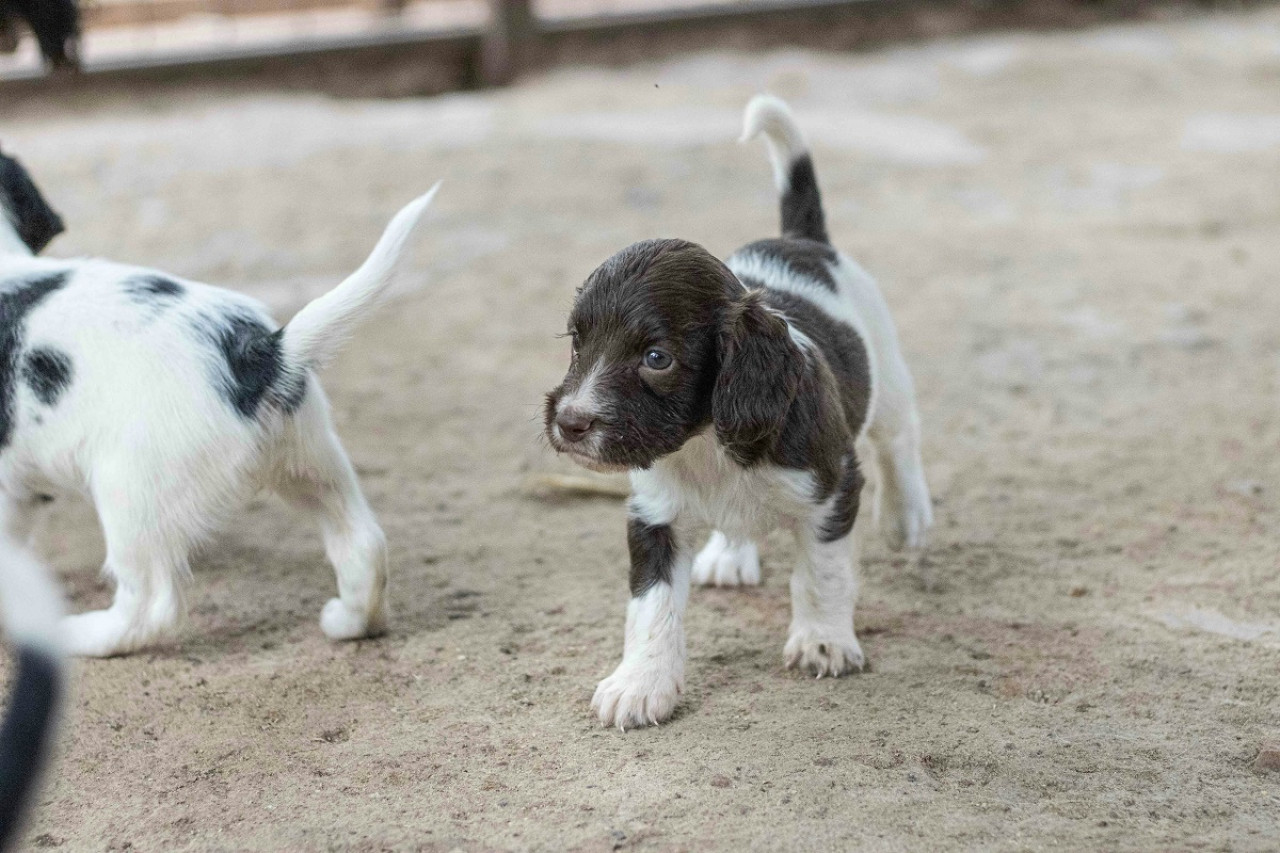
[570,332,580,358]
[643,349,673,371]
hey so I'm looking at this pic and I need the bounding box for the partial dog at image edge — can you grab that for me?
[0,0,80,67]
[0,538,64,851]
[545,94,933,730]
[0,145,439,658]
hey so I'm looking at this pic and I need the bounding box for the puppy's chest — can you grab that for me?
[638,433,815,537]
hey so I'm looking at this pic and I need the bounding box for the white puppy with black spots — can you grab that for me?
[0,145,438,657]
[545,96,932,730]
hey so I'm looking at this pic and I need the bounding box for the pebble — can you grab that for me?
[1254,744,1280,773]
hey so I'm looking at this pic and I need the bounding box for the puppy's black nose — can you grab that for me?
[556,411,596,443]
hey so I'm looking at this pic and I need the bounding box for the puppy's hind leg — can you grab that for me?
[692,531,761,588]
[273,394,387,642]
[866,338,932,553]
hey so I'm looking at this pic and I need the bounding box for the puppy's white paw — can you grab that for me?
[692,532,761,587]
[320,597,383,641]
[591,664,683,730]
[784,628,866,677]
[62,610,140,658]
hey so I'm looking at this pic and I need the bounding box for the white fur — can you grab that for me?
[692,531,760,587]
[591,556,690,731]
[0,188,438,657]
[740,94,809,193]
[0,514,63,657]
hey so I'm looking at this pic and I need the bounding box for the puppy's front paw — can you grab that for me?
[591,664,683,730]
[784,629,865,678]
[692,533,761,587]
[320,597,384,641]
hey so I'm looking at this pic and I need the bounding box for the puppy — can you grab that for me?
[0,146,438,657]
[0,536,63,851]
[0,0,80,67]
[545,96,932,729]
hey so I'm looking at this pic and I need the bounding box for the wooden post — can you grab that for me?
[480,0,536,86]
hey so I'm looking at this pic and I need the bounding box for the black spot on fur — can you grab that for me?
[195,309,305,420]
[21,346,71,406]
[0,271,68,449]
[818,454,865,543]
[781,154,828,244]
[0,151,64,255]
[124,274,184,303]
[735,238,839,291]
[0,0,80,66]
[0,645,62,851]
[627,517,676,596]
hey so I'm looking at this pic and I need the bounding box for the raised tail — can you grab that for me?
[0,539,64,851]
[740,95,829,244]
[280,183,440,372]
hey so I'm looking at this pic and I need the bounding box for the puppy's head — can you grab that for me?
[545,239,805,472]
[0,147,64,254]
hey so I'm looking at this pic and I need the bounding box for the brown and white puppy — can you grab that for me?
[545,95,933,730]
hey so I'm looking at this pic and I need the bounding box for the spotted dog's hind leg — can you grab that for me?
[272,391,387,642]
[692,531,761,587]
[63,464,195,657]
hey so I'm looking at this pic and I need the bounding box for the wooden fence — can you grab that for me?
[0,0,1172,100]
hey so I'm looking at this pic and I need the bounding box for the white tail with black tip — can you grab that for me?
[740,95,830,244]
[281,182,440,372]
[0,539,64,851]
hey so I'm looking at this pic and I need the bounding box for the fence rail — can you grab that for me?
[0,0,1169,99]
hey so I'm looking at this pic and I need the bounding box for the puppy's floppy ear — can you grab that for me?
[713,290,805,466]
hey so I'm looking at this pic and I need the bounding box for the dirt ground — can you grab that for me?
[3,5,1280,851]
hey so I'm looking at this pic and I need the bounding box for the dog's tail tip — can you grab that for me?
[740,94,808,156]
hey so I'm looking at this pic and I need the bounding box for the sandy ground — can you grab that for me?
[2,5,1280,850]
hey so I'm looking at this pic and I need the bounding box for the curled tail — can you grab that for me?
[740,95,829,244]
[281,183,440,372]
[0,539,64,851]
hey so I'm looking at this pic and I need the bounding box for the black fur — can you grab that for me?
[21,346,71,407]
[0,645,62,851]
[817,454,865,543]
[195,310,305,420]
[0,272,68,449]
[711,290,806,467]
[124,274,185,303]
[781,155,828,244]
[735,238,838,292]
[627,517,676,596]
[0,0,80,67]
[0,151,64,255]
[760,289,872,455]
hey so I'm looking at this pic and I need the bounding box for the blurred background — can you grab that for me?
[2,1,1278,850]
